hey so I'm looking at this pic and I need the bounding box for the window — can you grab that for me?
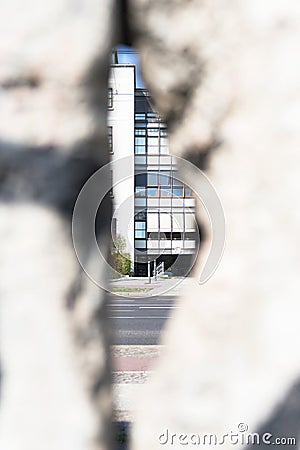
[148,137,158,146]
[148,240,160,249]
[148,156,159,165]
[160,172,171,186]
[172,177,184,197]
[135,222,146,230]
[147,112,159,122]
[135,137,146,145]
[148,187,159,197]
[135,187,146,197]
[172,176,182,187]
[135,146,146,155]
[135,198,146,207]
[160,213,172,231]
[185,232,196,240]
[160,198,172,207]
[135,136,146,154]
[108,88,113,109]
[135,113,145,120]
[184,187,193,197]
[148,128,159,136]
[161,240,172,249]
[184,198,195,207]
[172,186,184,197]
[160,156,172,166]
[184,241,195,249]
[147,145,159,154]
[147,232,159,239]
[160,136,169,154]
[147,213,159,230]
[160,187,171,197]
[160,232,171,240]
[172,232,183,240]
[185,213,195,231]
[135,128,146,136]
[148,198,159,207]
[135,229,146,239]
[173,214,184,230]
[107,126,113,154]
[160,145,169,155]
[135,210,146,220]
[135,155,147,165]
[148,172,159,186]
[135,173,147,187]
[135,240,146,249]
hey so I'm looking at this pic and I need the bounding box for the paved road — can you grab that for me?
[108,295,177,345]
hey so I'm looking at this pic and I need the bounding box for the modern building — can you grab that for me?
[108,51,197,276]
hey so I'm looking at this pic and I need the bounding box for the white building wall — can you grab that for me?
[108,65,135,266]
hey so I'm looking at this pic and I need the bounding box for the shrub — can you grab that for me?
[111,235,131,275]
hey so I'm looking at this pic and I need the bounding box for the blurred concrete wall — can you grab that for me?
[0,1,117,449]
[1,1,300,450]
[128,1,300,449]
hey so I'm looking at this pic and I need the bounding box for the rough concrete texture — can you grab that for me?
[1,1,300,450]
[0,205,98,449]
[0,0,113,153]
[0,1,117,449]
[128,0,300,449]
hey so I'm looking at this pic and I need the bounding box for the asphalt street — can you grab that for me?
[108,295,177,345]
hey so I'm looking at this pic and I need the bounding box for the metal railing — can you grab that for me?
[156,261,165,276]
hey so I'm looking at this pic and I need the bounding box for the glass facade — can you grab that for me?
[108,65,197,276]
[134,90,196,265]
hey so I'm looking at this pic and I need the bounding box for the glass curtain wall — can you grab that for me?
[134,90,196,275]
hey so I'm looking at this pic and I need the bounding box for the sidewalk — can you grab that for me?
[109,275,192,297]
[112,345,163,422]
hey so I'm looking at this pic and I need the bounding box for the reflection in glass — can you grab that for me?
[135,221,146,230]
[148,187,159,197]
[160,187,171,197]
[185,187,193,197]
[135,210,146,220]
[135,229,146,238]
[135,173,147,186]
[148,172,159,186]
[135,240,146,249]
[160,172,171,186]
[148,128,159,136]
[135,187,146,197]
[173,187,184,197]
[135,146,146,154]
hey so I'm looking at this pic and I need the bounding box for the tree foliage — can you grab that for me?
[111,235,131,275]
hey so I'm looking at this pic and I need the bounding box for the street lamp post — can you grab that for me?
[148,260,151,284]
